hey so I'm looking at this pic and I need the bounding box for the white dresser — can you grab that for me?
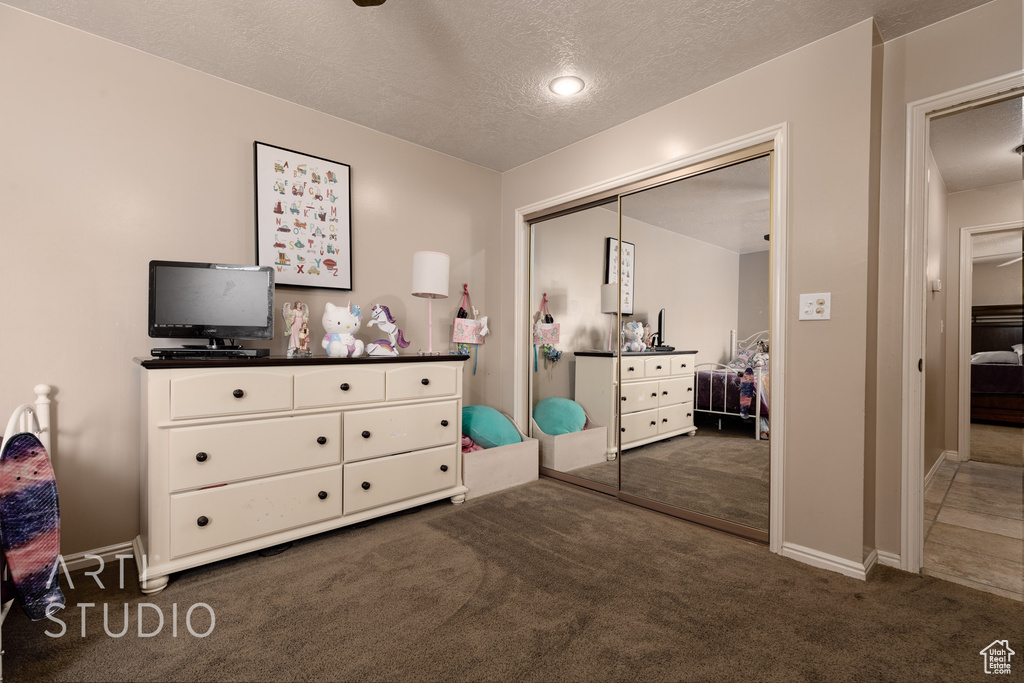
[574,351,697,454]
[134,356,467,594]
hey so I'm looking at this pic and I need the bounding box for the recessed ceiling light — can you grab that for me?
[549,76,585,97]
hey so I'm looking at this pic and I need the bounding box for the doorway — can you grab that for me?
[911,87,1023,598]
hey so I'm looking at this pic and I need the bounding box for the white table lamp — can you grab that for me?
[411,251,450,354]
[601,283,618,352]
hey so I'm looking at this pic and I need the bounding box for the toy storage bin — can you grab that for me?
[531,418,609,472]
[463,418,538,500]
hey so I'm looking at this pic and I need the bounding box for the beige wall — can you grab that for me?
[874,0,1023,555]
[738,251,770,341]
[623,218,740,365]
[924,151,949,473]
[531,208,739,405]
[531,207,618,404]
[504,21,878,563]
[0,6,501,555]
[972,260,1023,306]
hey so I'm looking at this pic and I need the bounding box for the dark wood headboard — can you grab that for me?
[972,304,1023,354]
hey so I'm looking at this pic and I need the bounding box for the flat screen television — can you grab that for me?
[148,260,275,348]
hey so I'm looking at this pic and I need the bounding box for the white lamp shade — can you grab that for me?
[411,251,450,299]
[600,283,618,313]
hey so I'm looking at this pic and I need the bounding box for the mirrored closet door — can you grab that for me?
[617,153,771,539]
[530,200,620,492]
[528,144,774,542]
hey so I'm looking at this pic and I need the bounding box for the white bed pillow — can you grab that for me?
[970,350,1021,365]
[1013,343,1023,361]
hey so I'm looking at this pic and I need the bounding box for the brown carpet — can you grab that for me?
[571,414,769,530]
[4,480,1022,682]
[971,422,1024,467]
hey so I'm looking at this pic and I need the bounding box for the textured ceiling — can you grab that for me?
[620,156,771,254]
[930,96,1024,193]
[1,0,998,171]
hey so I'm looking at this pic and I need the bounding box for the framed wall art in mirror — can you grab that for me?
[604,237,635,314]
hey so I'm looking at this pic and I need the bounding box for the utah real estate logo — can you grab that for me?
[980,640,1015,675]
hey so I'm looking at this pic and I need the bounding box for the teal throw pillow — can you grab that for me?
[462,405,521,449]
[533,397,586,435]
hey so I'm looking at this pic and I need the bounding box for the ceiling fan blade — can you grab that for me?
[996,256,1023,267]
[353,0,386,6]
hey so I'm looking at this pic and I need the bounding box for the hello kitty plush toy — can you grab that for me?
[622,321,647,352]
[321,302,365,358]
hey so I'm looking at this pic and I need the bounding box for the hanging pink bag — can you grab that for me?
[532,293,560,344]
[452,284,488,345]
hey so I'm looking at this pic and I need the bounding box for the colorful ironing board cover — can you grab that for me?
[0,432,65,620]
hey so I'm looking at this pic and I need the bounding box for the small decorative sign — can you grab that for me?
[254,141,352,290]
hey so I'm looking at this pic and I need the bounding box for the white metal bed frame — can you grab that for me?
[0,384,53,682]
[694,330,768,440]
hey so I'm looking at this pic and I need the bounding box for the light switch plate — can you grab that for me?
[799,292,831,320]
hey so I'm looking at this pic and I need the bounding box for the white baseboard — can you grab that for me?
[60,541,135,573]
[863,548,878,576]
[781,542,870,580]
[876,549,902,569]
[925,452,949,488]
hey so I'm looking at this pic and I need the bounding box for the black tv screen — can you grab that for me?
[148,261,274,343]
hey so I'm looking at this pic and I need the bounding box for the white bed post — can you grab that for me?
[754,367,763,440]
[33,384,52,454]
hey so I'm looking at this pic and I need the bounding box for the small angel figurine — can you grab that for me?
[283,301,312,357]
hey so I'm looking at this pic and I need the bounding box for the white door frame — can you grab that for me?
[957,221,1024,464]
[512,123,789,554]
[900,72,1023,573]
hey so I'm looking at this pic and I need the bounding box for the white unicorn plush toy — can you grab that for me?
[321,302,365,358]
[365,304,411,357]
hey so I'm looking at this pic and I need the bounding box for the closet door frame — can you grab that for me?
[516,126,788,553]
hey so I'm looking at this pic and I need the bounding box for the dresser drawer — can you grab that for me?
[294,367,385,409]
[169,465,342,558]
[620,408,659,444]
[386,364,458,401]
[658,402,694,433]
[620,358,646,380]
[343,445,457,515]
[670,354,696,375]
[620,381,660,414]
[170,371,293,419]
[343,401,458,462]
[644,357,672,378]
[168,414,341,492]
[658,377,694,407]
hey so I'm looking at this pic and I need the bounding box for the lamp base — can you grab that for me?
[417,350,441,356]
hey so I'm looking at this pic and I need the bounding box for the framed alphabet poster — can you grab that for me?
[254,141,352,289]
[604,238,635,315]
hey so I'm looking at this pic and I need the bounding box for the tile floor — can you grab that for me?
[923,459,1023,601]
